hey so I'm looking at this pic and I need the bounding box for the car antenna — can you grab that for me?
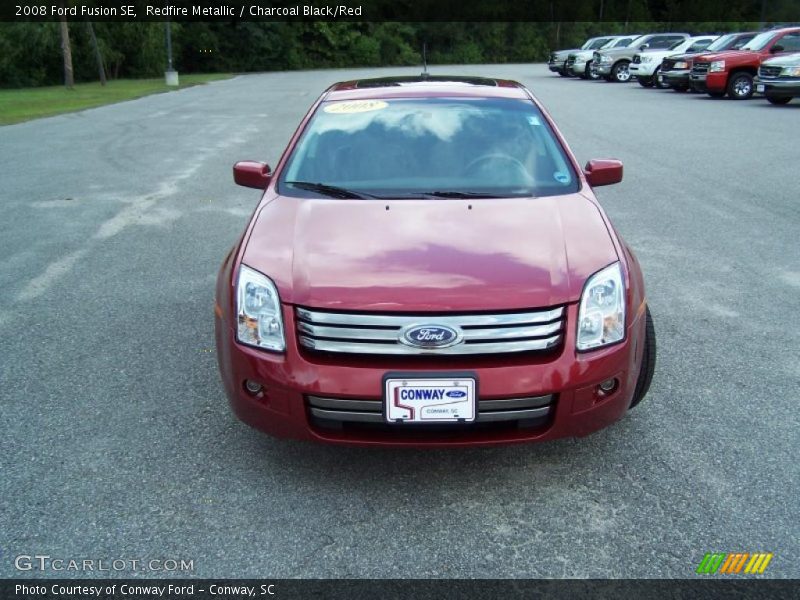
[421,42,429,79]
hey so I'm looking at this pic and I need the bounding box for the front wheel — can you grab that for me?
[585,61,601,80]
[637,76,654,88]
[727,72,754,100]
[611,61,631,82]
[766,95,792,105]
[629,307,656,410]
[558,69,570,77]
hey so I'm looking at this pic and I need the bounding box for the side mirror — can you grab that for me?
[233,161,271,189]
[639,43,649,51]
[770,44,784,54]
[584,159,623,187]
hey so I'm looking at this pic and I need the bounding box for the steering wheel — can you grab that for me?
[464,153,532,183]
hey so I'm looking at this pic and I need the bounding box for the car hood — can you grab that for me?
[762,52,800,66]
[553,49,579,59]
[242,194,618,312]
[693,50,759,63]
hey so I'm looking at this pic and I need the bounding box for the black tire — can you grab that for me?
[726,72,754,100]
[585,61,601,80]
[629,307,656,410]
[611,60,631,83]
[766,95,792,105]
[558,69,570,77]
[637,76,654,88]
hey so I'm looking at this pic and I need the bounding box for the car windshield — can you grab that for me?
[742,31,777,51]
[706,34,737,51]
[587,37,611,49]
[612,37,636,48]
[279,97,579,199]
[668,39,686,51]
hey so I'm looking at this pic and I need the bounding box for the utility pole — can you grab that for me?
[164,18,179,86]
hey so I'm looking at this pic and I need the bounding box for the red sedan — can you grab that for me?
[214,75,656,447]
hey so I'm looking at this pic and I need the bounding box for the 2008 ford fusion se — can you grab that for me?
[214,75,656,447]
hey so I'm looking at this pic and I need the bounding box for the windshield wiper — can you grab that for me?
[420,190,504,199]
[285,181,377,199]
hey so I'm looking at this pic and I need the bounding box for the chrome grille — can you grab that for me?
[308,394,554,425]
[692,62,709,74]
[565,55,576,68]
[296,307,565,355]
[759,65,783,79]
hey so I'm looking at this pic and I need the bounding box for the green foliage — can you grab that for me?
[0,16,791,89]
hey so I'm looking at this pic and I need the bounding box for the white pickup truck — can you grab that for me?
[629,36,718,88]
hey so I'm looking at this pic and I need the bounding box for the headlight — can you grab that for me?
[577,263,626,351]
[674,61,688,69]
[236,265,286,352]
[709,60,725,72]
[782,66,800,77]
[596,54,610,63]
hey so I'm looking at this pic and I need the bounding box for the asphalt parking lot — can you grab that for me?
[1,63,798,579]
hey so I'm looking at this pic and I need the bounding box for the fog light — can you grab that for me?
[597,378,618,397]
[244,380,263,395]
[599,379,616,392]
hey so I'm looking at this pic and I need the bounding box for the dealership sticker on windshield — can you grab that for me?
[324,100,389,114]
[385,377,476,424]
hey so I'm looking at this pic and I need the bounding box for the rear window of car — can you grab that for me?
[279,97,579,199]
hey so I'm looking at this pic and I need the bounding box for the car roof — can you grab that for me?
[326,76,531,101]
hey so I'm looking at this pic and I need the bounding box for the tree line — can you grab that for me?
[0,16,793,89]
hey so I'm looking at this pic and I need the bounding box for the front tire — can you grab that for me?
[726,72,754,100]
[629,307,656,409]
[766,95,792,105]
[558,69,570,77]
[611,61,631,83]
[637,76,654,88]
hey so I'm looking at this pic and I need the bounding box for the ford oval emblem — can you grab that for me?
[400,324,462,349]
[446,390,467,398]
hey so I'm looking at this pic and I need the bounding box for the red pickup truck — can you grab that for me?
[689,27,800,99]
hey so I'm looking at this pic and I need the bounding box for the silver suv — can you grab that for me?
[594,33,690,82]
[567,35,641,79]
[548,36,619,77]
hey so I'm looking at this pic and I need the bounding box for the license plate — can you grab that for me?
[756,84,765,93]
[384,376,476,424]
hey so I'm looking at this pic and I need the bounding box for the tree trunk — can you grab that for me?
[58,2,74,88]
[86,21,107,85]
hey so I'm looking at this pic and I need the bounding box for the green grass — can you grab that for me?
[0,73,233,126]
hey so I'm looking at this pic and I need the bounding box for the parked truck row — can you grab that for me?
[547,27,800,105]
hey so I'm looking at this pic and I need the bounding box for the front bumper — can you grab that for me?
[755,77,800,97]
[630,63,658,78]
[595,63,613,76]
[548,61,565,74]
[689,71,727,93]
[569,59,590,75]
[216,304,646,447]
[660,70,691,87]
